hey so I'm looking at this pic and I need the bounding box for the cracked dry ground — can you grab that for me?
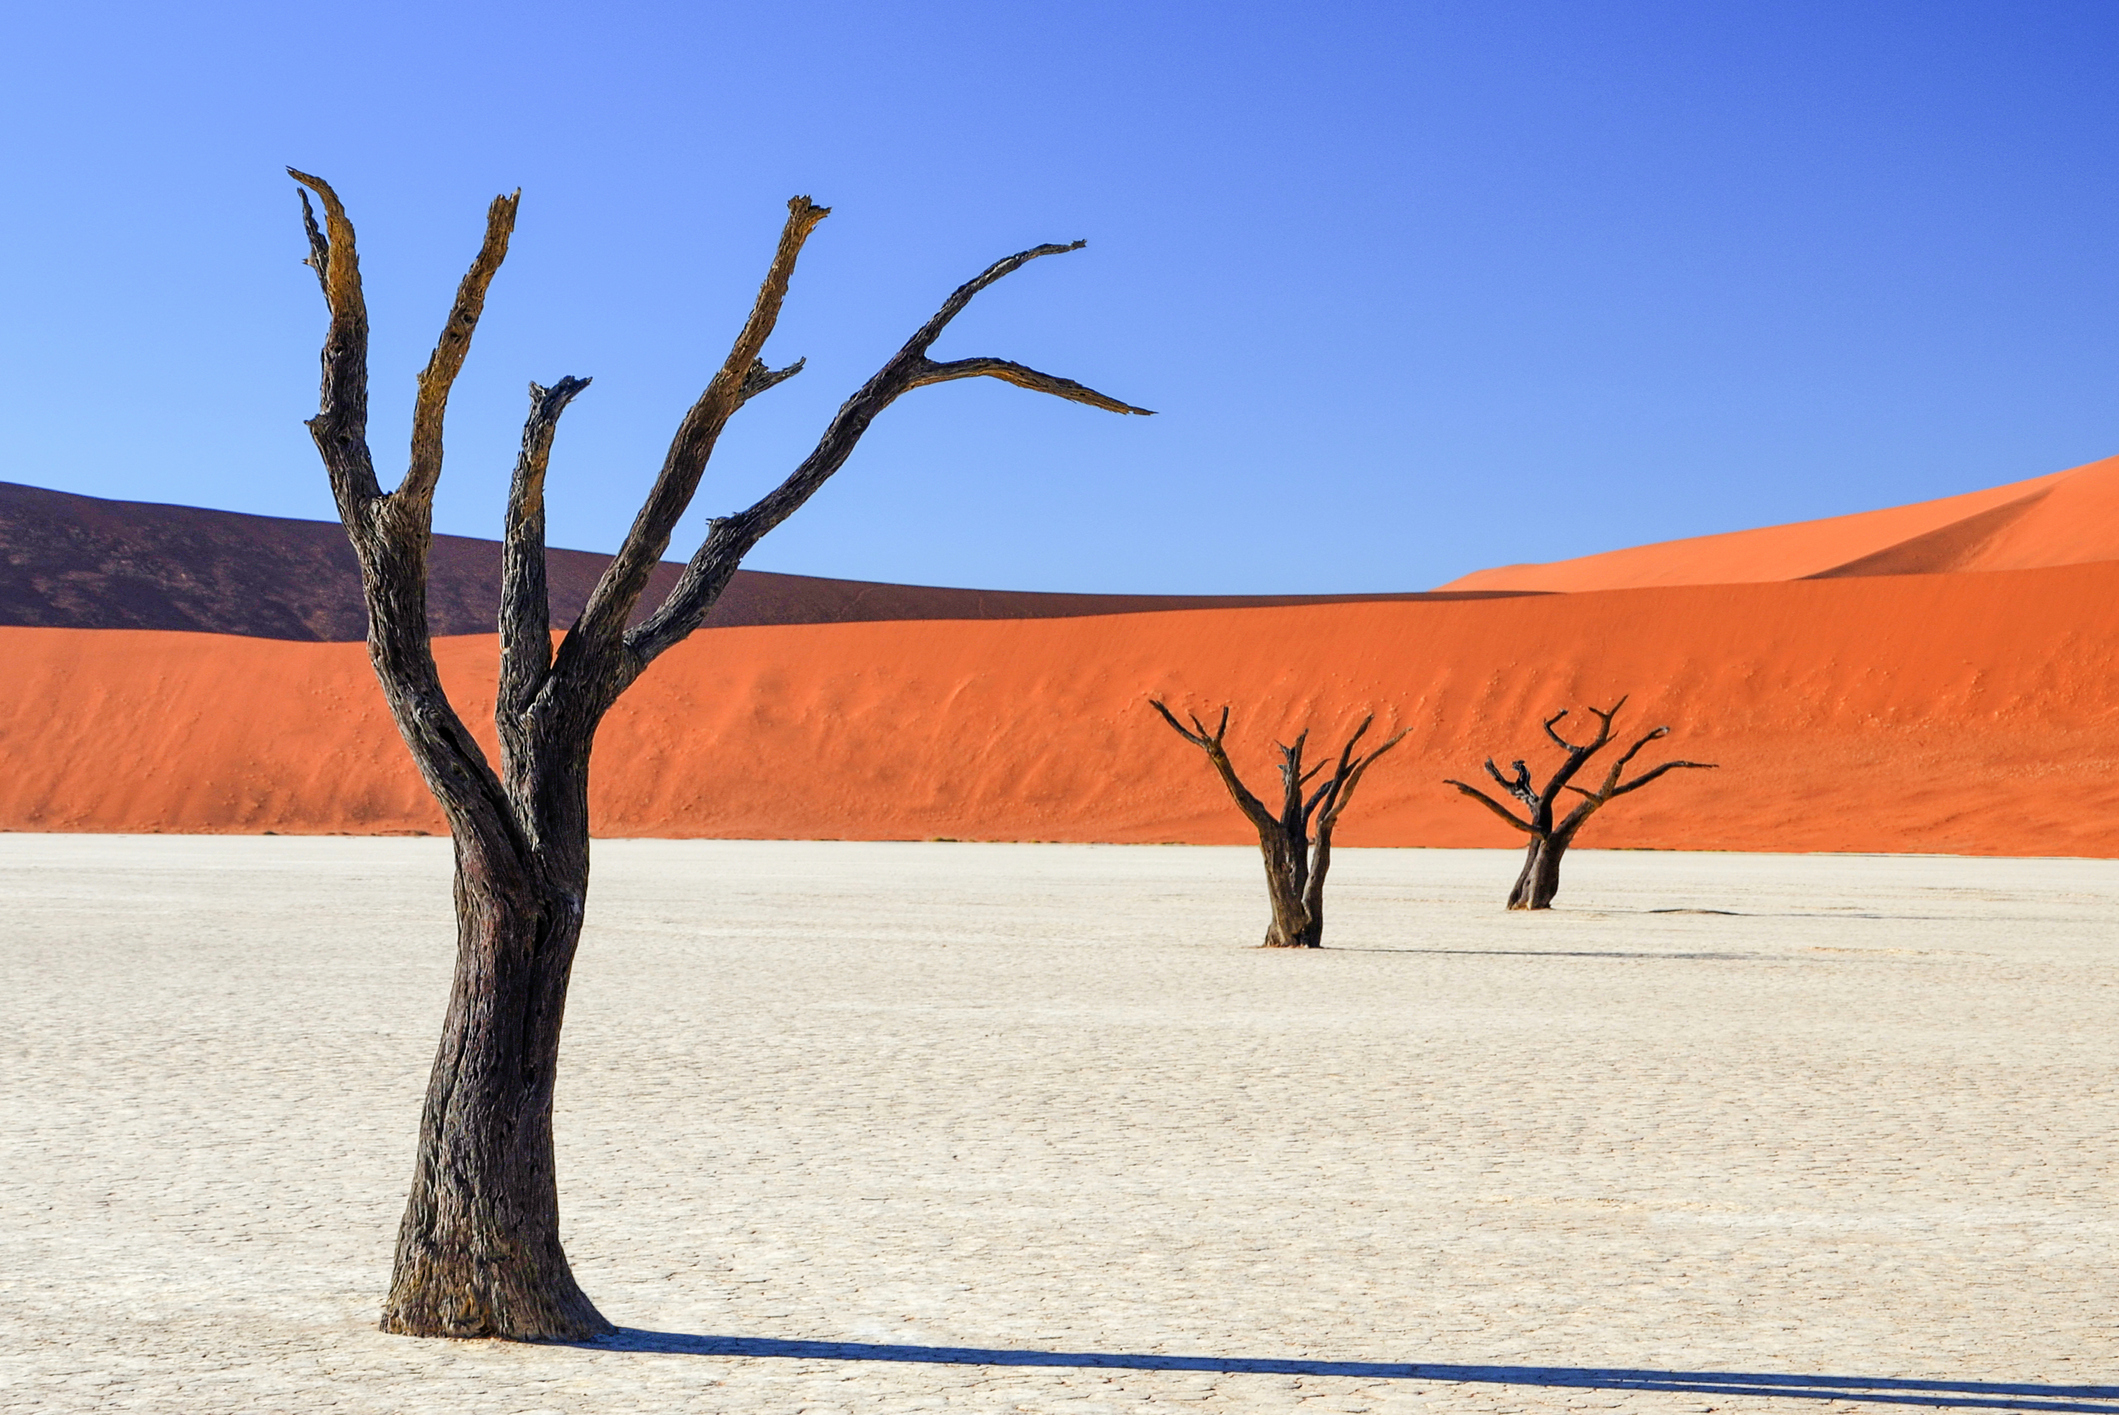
[2,838,2113,1412]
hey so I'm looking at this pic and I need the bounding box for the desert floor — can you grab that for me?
[2,837,2113,1413]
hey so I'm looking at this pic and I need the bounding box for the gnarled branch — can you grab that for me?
[563,195,834,669]
[500,376,592,728]
[402,192,520,511]
[1275,730,1314,826]
[1315,724,1407,835]
[1445,779,1535,833]
[1485,757,1537,809]
[288,169,521,857]
[1448,697,1713,910]
[1605,758,1717,800]
[906,356,1152,416]
[739,357,806,403]
[289,169,377,515]
[1152,699,1274,831]
[622,238,1153,673]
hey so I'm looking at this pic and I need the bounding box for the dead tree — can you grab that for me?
[288,170,1150,1341]
[1445,698,1714,910]
[1151,703,1406,947]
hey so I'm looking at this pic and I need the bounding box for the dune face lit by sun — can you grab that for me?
[1439,453,2119,592]
[4,555,2119,856]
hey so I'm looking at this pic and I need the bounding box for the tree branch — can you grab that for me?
[1540,699,1622,800]
[297,189,329,297]
[1150,698,1218,749]
[1485,757,1538,809]
[905,356,1154,416]
[1152,701,1275,831]
[562,195,833,674]
[1304,716,1373,822]
[622,237,1150,672]
[1444,779,1535,833]
[499,376,592,731]
[1605,759,1718,799]
[288,168,378,515]
[287,169,519,861]
[739,356,806,403]
[401,191,520,511]
[1276,731,1312,830]
[1316,726,1405,834]
[1581,724,1670,801]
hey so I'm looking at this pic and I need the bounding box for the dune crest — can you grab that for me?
[1440,453,2119,592]
[0,480,1520,641]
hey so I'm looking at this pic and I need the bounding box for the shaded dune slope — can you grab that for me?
[7,561,2118,856]
[1441,453,2119,592]
[0,481,1508,640]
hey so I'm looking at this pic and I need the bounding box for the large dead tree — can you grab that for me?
[288,170,1150,1341]
[1152,703,1406,947]
[1445,698,1714,910]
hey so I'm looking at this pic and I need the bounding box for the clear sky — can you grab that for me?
[3,2,2116,593]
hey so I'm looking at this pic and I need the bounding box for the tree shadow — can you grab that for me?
[579,1333,2118,1412]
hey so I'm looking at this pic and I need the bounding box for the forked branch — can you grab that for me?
[1152,699,1272,830]
[1444,779,1535,833]
[565,196,835,662]
[289,169,525,847]
[1315,720,1408,833]
[621,238,1154,674]
[290,170,378,515]
[289,174,1151,1342]
[1156,701,1405,948]
[1445,698,1715,910]
[403,192,520,511]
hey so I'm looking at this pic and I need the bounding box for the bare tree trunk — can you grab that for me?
[1506,837,1562,911]
[288,171,1147,1339]
[382,736,604,1338]
[1259,834,1318,947]
[1152,704,1403,949]
[382,840,600,1337]
[1449,699,1716,912]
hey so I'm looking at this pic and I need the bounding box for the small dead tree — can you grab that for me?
[1151,703,1406,947]
[289,170,1149,1341]
[1445,697,1715,910]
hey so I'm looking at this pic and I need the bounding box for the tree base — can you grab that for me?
[381,1239,615,1342]
[1260,921,1323,948]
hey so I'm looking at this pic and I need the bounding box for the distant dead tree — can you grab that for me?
[1445,697,1715,910]
[1152,703,1406,947]
[288,170,1149,1341]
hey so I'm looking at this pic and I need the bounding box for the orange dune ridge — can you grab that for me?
[1440,452,2119,592]
[5,560,2119,856]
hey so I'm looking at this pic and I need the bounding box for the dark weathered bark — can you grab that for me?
[1507,836,1562,911]
[289,170,1149,1339]
[1151,703,1405,947]
[1446,697,1715,911]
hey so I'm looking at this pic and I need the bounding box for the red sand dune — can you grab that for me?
[7,560,2119,856]
[1439,453,2119,592]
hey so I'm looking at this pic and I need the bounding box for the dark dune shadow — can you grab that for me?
[577,1334,2117,1411]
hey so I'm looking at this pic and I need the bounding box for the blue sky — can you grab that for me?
[3,2,2116,592]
